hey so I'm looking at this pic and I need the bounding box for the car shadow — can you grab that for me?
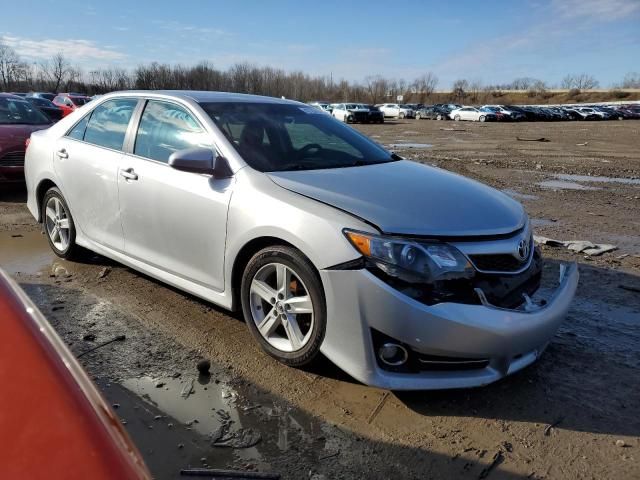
[0,182,28,203]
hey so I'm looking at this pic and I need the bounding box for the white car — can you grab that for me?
[378,103,414,119]
[24,91,578,390]
[331,103,370,123]
[450,107,491,122]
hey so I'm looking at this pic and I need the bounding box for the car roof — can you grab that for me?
[0,93,26,99]
[102,90,302,105]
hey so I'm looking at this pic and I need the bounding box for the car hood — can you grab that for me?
[0,124,50,151]
[267,160,525,237]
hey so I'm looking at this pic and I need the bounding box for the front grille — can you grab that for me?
[0,150,25,167]
[352,112,369,121]
[470,253,527,273]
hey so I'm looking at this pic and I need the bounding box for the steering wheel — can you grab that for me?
[297,143,323,158]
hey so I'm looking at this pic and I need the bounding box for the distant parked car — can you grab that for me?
[415,106,450,120]
[378,103,414,119]
[450,106,496,122]
[307,101,332,114]
[569,107,601,121]
[27,92,56,102]
[0,93,52,182]
[481,105,525,121]
[479,106,509,121]
[8,92,27,97]
[362,104,384,123]
[25,97,64,122]
[331,103,370,123]
[52,93,91,117]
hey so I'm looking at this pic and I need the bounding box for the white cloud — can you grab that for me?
[552,0,640,21]
[1,35,126,61]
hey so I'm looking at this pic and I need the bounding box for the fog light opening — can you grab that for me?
[378,343,409,367]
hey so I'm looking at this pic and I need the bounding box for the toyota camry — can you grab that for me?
[25,91,578,390]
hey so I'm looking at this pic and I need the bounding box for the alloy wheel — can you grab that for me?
[45,196,71,252]
[249,262,314,352]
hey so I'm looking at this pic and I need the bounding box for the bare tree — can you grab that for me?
[621,72,640,88]
[469,79,483,102]
[40,53,74,91]
[411,72,438,103]
[0,42,21,89]
[561,73,599,90]
[365,75,389,104]
[452,79,469,102]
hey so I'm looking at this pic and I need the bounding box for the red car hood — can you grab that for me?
[0,123,50,152]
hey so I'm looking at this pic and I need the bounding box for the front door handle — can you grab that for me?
[120,168,138,181]
[56,149,68,159]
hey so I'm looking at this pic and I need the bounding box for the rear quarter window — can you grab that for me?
[82,98,138,150]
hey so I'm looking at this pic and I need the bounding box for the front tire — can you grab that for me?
[399,112,405,119]
[454,115,461,121]
[42,187,80,259]
[479,115,486,122]
[241,245,326,367]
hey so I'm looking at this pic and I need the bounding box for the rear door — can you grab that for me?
[117,99,232,291]
[53,98,139,251]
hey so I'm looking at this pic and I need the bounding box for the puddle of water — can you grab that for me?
[122,374,328,466]
[502,189,539,200]
[531,218,557,227]
[387,143,433,149]
[556,174,640,186]
[0,230,58,275]
[538,180,600,191]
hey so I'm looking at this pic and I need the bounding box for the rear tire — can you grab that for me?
[241,245,326,367]
[42,187,80,259]
[479,115,486,122]
[399,112,405,119]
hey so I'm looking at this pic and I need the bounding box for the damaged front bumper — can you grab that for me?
[319,262,579,390]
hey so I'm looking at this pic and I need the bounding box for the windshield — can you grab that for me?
[71,97,89,106]
[200,102,395,172]
[0,97,50,125]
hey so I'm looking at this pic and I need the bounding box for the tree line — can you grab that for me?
[1,42,638,103]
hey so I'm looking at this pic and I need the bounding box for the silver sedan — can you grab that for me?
[25,91,578,390]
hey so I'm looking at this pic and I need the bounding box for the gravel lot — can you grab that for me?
[1,119,639,479]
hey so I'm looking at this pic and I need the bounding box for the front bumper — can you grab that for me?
[319,262,578,390]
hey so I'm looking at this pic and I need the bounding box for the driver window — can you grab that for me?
[134,100,212,163]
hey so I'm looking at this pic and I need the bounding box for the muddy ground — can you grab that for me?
[1,120,639,479]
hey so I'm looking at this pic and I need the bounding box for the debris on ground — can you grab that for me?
[440,127,467,132]
[82,333,96,341]
[534,235,617,256]
[77,334,126,358]
[516,136,549,142]
[197,358,211,375]
[318,451,340,461]
[544,416,565,436]
[615,440,627,448]
[97,266,111,279]
[180,467,280,479]
[478,450,504,479]
[180,378,195,398]
[212,427,262,448]
[576,142,589,146]
[367,391,390,424]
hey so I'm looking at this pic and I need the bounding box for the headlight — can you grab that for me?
[344,230,474,284]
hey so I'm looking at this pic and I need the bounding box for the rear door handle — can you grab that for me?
[56,149,68,159]
[120,168,138,181]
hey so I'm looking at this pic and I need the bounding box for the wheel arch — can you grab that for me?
[35,178,58,222]
[230,236,322,312]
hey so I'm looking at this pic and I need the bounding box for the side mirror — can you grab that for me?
[168,147,233,178]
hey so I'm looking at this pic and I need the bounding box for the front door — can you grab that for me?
[118,99,232,291]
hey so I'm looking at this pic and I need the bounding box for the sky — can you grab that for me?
[1,0,639,88]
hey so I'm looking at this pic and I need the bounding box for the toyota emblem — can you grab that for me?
[517,237,530,260]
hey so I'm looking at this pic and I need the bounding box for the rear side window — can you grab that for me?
[67,115,90,140]
[83,99,137,150]
[134,100,211,163]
